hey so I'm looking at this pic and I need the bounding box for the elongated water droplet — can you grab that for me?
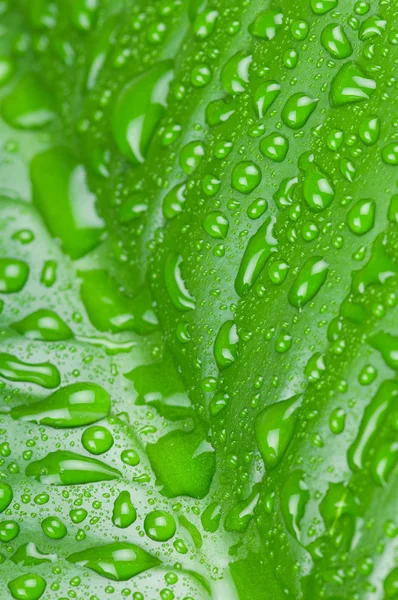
[68,542,160,581]
[31,148,104,260]
[164,253,196,312]
[25,450,121,485]
[253,81,280,119]
[347,381,398,471]
[371,439,398,486]
[12,309,73,341]
[0,353,60,389]
[255,395,302,470]
[288,256,329,309]
[235,216,278,296]
[81,270,157,333]
[214,320,239,369]
[112,62,174,165]
[11,382,110,428]
[281,471,309,541]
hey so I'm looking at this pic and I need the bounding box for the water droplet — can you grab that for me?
[12,382,110,427]
[193,9,218,39]
[282,93,318,130]
[235,216,278,296]
[41,516,67,539]
[347,199,375,235]
[68,542,160,581]
[112,62,174,164]
[281,471,309,541]
[163,183,187,219]
[0,483,12,514]
[179,141,205,174]
[247,198,268,220]
[291,20,309,41]
[359,15,386,41]
[214,320,239,369]
[232,161,262,194]
[330,62,376,106]
[121,449,140,466]
[381,142,398,166]
[112,491,137,528]
[82,426,114,454]
[206,97,237,126]
[255,395,302,469]
[2,74,55,129]
[311,0,338,14]
[118,195,148,223]
[0,56,15,86]
[329,408,346,434]
[8,574,46,600]
[25,450,121,485]
[268,260,289,285]
[359,116,380,145]
[348,381,398,471]
[0,353,60,389]
[164,253,196,312]
[0,520,19,542]
[11,542,56,566]
[144,511,176,542]
[274,176,298,208]
[249,9,283,40]
[203,212,229,239]
[31,148,105,259]
[327,128,344,151]
[321,24,352,59]
[370,332,398,370]
[260,133,289,162]
[371,439,398,486]
[12,309,73,341]
[288,256,329,309]
[221,52,252,95]
[191,64,212,87]
[0,258,29,293]
[253,81,280,119]
[299,152,335,212]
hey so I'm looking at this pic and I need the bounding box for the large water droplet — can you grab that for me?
[112,62,174,165]
[255,395,302,470]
